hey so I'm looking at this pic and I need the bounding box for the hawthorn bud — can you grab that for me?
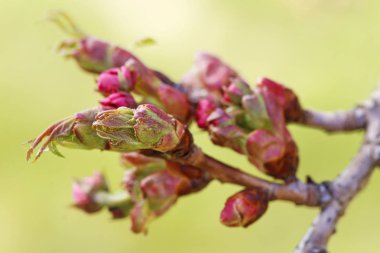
[97,65,137,96]
[58,36,142,74]
[27,108,109,161]
[72,172,108,213]
[140,169,191,198]
[93,104,186,152]
[100,92,137,110]
[246,129,298,181]
[194,52,237,90]
[223,78,251,104]
[120,152,166,171]
[220,188,269,228]
[195,98,217,129]
[158,84,191,123]
[257,77,304,124]
[241,93,272,131]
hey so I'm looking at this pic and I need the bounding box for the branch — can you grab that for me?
[294,88,380,253]
[172,147,330,207]
[293,107,367,133]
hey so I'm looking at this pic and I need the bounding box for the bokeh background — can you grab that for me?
[1,0,380,252]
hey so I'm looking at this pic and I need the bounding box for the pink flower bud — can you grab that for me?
[59,36,143,74]
[99,92,137,110]
[220,188,268,228]
[257,77,304,124]
[223,79,251,104]
[97,65,137,96]
[246,129,298,181]
[72,172,108,213]
[195,98,217,129]
[158,84,191,123]
[140,169,191,198]
[120,152,166,170]
[196,52,237,90]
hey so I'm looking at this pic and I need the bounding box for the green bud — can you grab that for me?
[93,104,186,153]
[241,93,272,131]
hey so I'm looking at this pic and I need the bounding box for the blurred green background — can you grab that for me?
[1,0,380,252]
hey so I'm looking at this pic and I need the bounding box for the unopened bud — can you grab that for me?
[195,98,217,129]
[93,104,186,152]
[220,188,269,228]
[97,65,137,96]
[72,172,108,213]
[100,92,137,110]
[246,129,298,181]
[140,169,191,198]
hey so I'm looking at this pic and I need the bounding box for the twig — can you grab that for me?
[293,108,367,133]
[173,148,330,207]
[294,88,380,253]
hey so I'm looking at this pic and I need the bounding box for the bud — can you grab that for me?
[223,78,251,104]
[93,104,186,152]
[257,77,304,124]
[194,52,237,90]
[246,129,298,181]
[72,172,108,213]
[120,152,166,171]
[241,93,272,131]
[97,65,137,96]
[181,52,238,102]
[58,36,143,74]
[158,84,191,123]
[140,169,191,198]
[27,108,109,161]
[195,98,217,129]
[100,92,137,110]
[220,188,269,228]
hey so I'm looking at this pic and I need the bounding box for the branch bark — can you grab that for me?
[294,89,380,253]
[293,107,367,133]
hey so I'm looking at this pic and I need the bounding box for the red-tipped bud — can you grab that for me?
[100,92,137,110]
[195,52,237,90]
[120,152,166,170]
[195,98,217,129]
[207,108,232,127]
[140,169,191,198]
[72,172,108,213]
[246,129,298,181]
[257,77,304,124]
[158,84,191,123]
[97,65,137,96]
[220,188,268,228]
[223,79,252,104]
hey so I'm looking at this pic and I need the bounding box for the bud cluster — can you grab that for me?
[184,53,301,181]
[59,31,191,122]
[72,153,210,233]
[29,15,308,235]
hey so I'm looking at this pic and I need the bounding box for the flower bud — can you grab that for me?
[93,104,186,152]
[72,172,108,213]
[120,152,166,171]
[58,36,143,74]
[220,188,268,228]
[97,65,137,96]
[241,93,272,131]
[27,108,109,161]
[257,77,304,124]
[158,84,191,123]
[181,52,238,101]
[223,78,251,104]
[246,129,298,181]
[195,98,217,129]
[100,92,137,110]
[140,169,191,198]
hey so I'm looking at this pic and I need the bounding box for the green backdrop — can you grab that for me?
[1,0,380,252]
